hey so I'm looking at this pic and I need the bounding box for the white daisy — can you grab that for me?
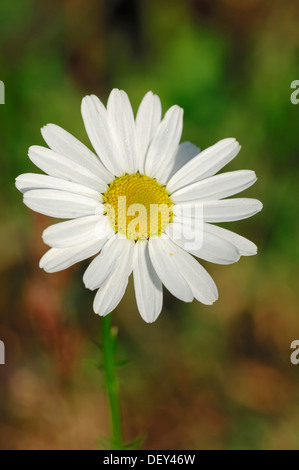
[16,89,262,323]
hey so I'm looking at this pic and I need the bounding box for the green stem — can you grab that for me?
[102,313,124,449]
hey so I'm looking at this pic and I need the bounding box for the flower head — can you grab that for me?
[16,89,262,322]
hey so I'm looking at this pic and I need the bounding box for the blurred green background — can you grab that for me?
[0,0,298,450]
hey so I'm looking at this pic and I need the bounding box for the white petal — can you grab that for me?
[165,142,200,182]
[149,237,218,305]
[167,240,218,305]
[202,198,263,222]
[93,239,134,316]
[42,215,113,248]
[24,189,102,218]
[15,173,100,200]
[145,105,183,183]
[41,124,112,183]
[133,240,163,323]
[173,198,263,222]
[166,220,240,264]
[107,89,137,173]
[40,238,106,273]
[135,91,162,173]
[28,145,107,193]
[83,237,128,290]
[148,238,193,302]
[171,170,257,203]
[167,138,240,193]
[81,94,126,176]
[202,223,257,256]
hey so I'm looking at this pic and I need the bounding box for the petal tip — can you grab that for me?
[256,200,263,212]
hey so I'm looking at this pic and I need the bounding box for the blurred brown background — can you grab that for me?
[0,0,298,449]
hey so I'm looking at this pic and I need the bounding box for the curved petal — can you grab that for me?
[135,91,162,173]
[202,198,263,222]
[168,239,218,304]
[40,238,106,273]
[149,237,218,304]
[93,239,134,316]
[42,215,113,248]
[166,221,240,264]
[167,138,240,193]
[81,94,126,176]
[165,142,200,182]
[15,173,101,200]
[145,105,183,184]
[133,240,163,323]
[171,170,257,203]
[83,236,128,290]
[148,237,193,302]
[28,145,107,193]
[23,189,103,219]
[41,124,112,183]
[107,89,137,173]
[202,222,257,256]
[173,198,263,222]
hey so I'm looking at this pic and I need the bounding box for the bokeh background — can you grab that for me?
[0,0,298,450]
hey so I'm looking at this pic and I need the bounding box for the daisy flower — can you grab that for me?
[16,89,262,323]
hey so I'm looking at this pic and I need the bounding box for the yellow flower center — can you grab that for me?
[102,173,173,240]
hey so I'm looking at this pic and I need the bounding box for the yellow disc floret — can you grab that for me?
[102,173,173,240]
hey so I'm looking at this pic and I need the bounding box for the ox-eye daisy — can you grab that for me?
[16,89,262,323]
